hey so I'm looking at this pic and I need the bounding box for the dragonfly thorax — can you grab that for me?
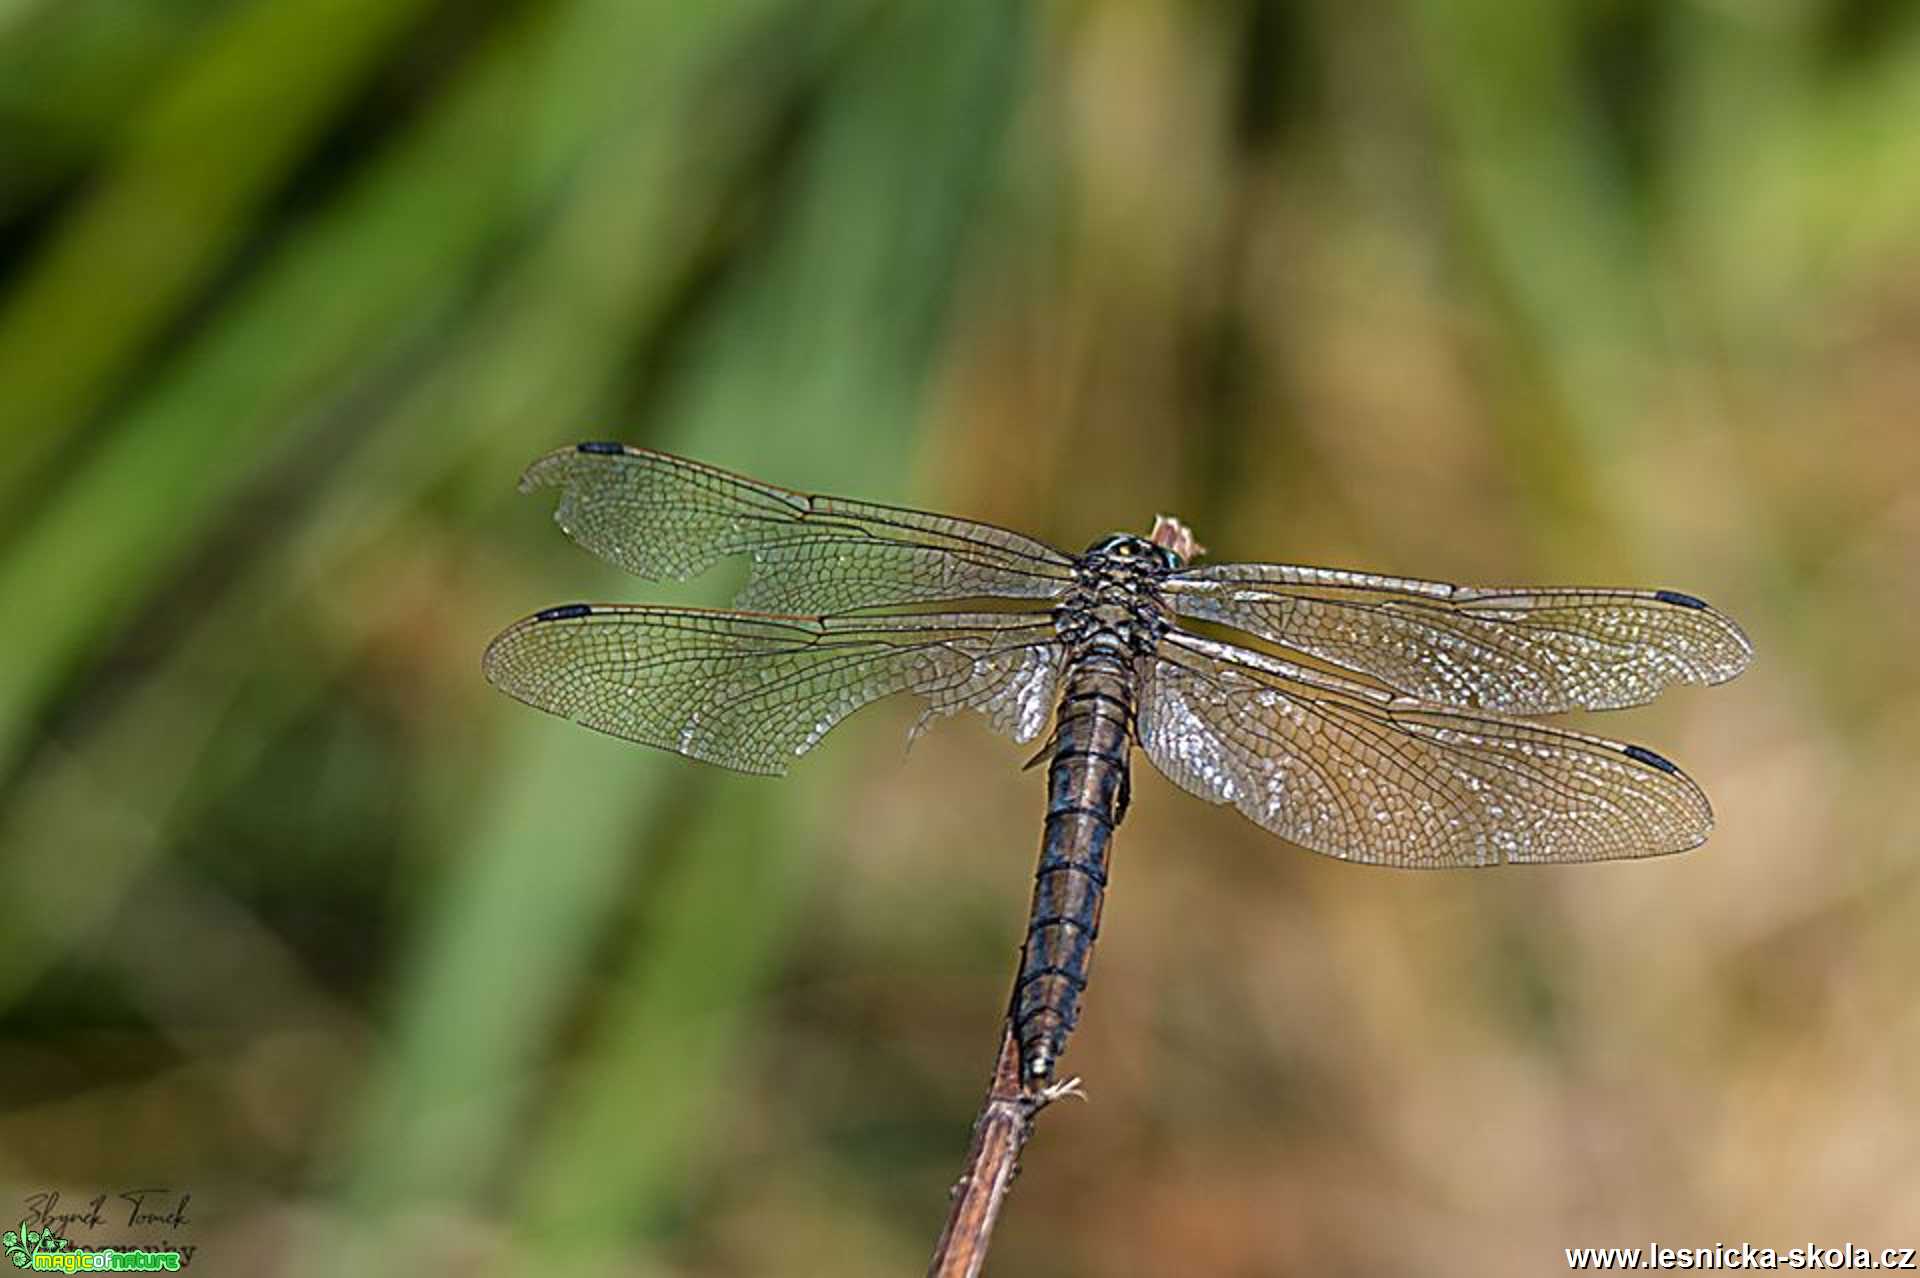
[1054,534,1176,658]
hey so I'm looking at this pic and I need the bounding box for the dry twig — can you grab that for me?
[926,1020,1079,1277]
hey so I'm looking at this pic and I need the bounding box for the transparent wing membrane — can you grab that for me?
[1165,564,1752,715]
[520,444,1075,613]
[483,606,1063,774]
[492,446,1747,866]
[1137,632,1713,867]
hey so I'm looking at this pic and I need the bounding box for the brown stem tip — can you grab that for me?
[1149,514,1205,564]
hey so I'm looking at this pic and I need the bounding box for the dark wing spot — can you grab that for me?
[1622,743,1680,775]
[576,440,626,455]
[535,603,594,621]
[1654,589,1708,610]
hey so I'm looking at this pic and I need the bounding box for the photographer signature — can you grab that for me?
[21,1188,190,1232]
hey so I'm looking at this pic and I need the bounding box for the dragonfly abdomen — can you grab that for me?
[1014,654,1136,1084]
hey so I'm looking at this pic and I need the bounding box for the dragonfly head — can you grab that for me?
[1085,532,1184,574]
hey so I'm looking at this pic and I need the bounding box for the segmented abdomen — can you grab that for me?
[1013,655,1134,1084]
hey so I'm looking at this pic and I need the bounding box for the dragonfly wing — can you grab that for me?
[1163,564,1751,714]
[519,444,1075,612]
[1136,632,1713,866]
[483,606,1064,774]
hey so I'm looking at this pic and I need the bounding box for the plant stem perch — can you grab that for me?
[927,1019,1078,1277]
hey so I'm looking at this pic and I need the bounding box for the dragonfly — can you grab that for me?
[484,444,1752,1086]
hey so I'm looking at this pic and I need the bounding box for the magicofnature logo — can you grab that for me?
[3,1218,69,1269]
[4,1218,180,1271]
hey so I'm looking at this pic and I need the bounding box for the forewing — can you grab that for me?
[520,444,1075,612]
[1137,632,1712,866]
[483,606,1063,774]
[1164,563,1751,714]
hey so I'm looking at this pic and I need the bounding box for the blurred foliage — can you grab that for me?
[1,1,1917,1274]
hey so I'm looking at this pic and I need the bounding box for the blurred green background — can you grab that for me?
[2,1,1916,1273]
